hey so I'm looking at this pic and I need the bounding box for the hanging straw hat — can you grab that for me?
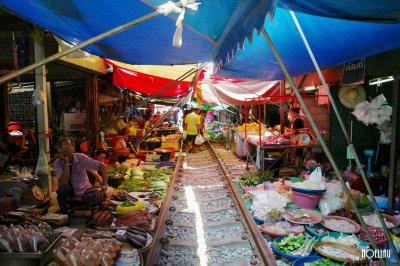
[338,85,366,109]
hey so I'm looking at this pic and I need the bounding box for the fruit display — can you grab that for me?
[163,134,181,141]
[146,137,160,142]
[235,122,269,137]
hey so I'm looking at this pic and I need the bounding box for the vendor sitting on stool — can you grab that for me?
[282,107,304,168]
[54,137,108,214]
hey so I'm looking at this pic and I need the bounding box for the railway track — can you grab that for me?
[146,142,276,266]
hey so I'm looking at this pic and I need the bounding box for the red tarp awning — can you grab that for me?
[106,60,198,97]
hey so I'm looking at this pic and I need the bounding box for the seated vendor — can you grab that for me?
[88,148,108,186]
[282,107,304,168]
[54,137,108,214]
[144,117,154,133]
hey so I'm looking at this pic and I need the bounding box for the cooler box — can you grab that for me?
[161,142,180,151]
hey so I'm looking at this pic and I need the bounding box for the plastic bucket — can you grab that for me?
[147,142,161,150]
[292,190,322,209]
[155,147,175,158]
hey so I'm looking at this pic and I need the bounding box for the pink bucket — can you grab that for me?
[292,190,322,209]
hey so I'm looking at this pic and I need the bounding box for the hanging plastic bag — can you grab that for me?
[35,149,49,176]
[309,167,322,184]
[32,84,46,106]
[182,130,188,140]
[194,134,204,145]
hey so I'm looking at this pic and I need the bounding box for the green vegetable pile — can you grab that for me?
[122,168,145,191]
[143,168,172,198]
[305,258,346,266]
[239,174,260,187]
[273,234,318,256]
[205,129,226,142]
[121,200,135,207]
[107,166,126,179]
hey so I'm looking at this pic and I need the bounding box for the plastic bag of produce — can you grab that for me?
[194,134,205,145]
[319,195,344,216]
[29,232,50,252]
[309,167,322,183]
[0,235,14,252]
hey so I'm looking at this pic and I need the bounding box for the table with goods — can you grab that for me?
[235,167,400,266]
[0,152,178,266]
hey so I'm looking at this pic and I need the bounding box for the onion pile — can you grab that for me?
[358,227,386,244]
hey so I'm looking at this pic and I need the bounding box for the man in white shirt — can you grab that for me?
[184,108,201,152]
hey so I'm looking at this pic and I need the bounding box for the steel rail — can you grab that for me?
[146,142,277,265]
[208,142,277,266]
[145,155,183,265]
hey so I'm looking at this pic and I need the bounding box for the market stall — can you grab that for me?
[0,151,177,265]
[235,166,400,265]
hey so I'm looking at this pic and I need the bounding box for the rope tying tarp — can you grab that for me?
[157,0,201,47]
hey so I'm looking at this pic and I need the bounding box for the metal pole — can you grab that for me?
[261,28,384,262]
[207,80,234,114]
[389,75,399,208]
[289,11,397,261]
[0,11,161,85]
[34,28,52,195]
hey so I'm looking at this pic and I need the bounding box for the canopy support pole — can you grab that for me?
[389,75,399,208]
[261,28,384,262]
[0,11,161,85]
[289,11,397,262]
[279,80,285,135]
[33,28,52,195]
[207,80,235,115]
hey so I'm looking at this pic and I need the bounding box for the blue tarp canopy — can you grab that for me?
[0,0,271,67]
[276,0,400,22]
[217,7,400,80]
[0,0,399,80]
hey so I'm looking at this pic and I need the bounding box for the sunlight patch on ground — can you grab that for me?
[184,185,208,266]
